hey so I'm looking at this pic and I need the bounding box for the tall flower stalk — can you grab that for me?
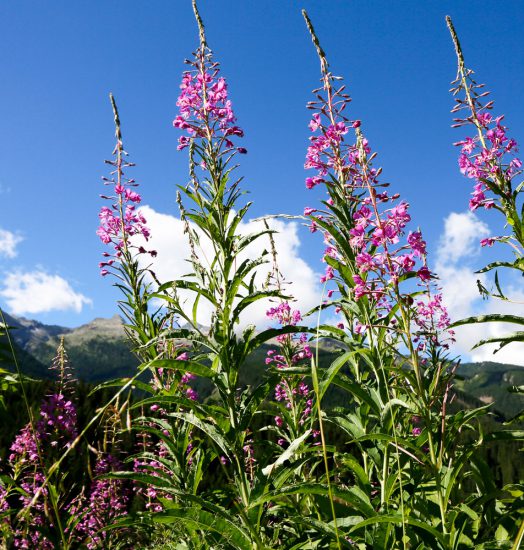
[445,18,524,549]
[301,10,464,546]
[125,2,313,546]
[447,15,524,355]
[97,94,160,366]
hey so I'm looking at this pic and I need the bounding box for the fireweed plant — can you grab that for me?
[298,13,505,549]
[2,4,524,550]
[125,1,336,544]
[447,17,524,547]
[98,6,523,550]
[97,93,161,367]
[300,15,523,549]
[446,16,524,356]
[0,342,79,548]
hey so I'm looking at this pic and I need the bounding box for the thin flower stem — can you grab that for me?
[313,284,342,550]
[512,516,524,550]
[446,17,487,151]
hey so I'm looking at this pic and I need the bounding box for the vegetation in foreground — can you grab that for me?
[0,3,523,548]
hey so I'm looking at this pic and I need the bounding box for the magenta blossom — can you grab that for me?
[97,96,156,276]
[173,41,245,157]
[303,19,454,353]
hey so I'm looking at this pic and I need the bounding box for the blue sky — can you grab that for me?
[0,1,523,362]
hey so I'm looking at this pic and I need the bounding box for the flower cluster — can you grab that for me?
[9,425,38,464]
[413,293,453,350]
[10,394,78,460]
[97,97,155,276]
[12,470,53,550]
[450,62,522,213]
[455,114,521,211]
[306,115,432,292]
[266,302,302,328]
[265,302,312,365]
[274,379,313,428]
[265,303,315,442]
[174,73,243,146]
[8,389,79,549]
[71,454,130,549]
[302,49,454,352]
[173,47,246,155]
[305,114,361,190]
[172,32,247,232]
[36,393,78,446]
[132,436,174,513]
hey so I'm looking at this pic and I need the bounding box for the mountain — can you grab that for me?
[455,361,524,420]
[1,312,138,382]
[1,312,523,420]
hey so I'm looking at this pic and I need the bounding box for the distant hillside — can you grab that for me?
[2,311,72,350]
[0,336,48,379]
[1,313,523,420]
[456,361,524,420]
[1,313,138,382]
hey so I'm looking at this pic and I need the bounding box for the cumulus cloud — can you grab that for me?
[436,211,490,264]
[0,271,92,315]
[435,211,524,365]
[136,205,322,329]
[0,228,23,259]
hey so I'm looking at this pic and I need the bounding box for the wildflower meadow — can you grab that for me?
[0,2,523,549]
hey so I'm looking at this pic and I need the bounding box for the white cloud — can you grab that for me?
[0,228,23,259]
[436,264,483,322]
[135,205,322,329]
[436,211,489,264]
[0,270,92,315]
[435,211,524,365]
[467,286,524,364]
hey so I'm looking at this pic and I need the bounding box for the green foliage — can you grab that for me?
[1,5,523,550]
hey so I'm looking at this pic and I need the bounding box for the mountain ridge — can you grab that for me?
[1,312,135,381]
[1,312,522,419]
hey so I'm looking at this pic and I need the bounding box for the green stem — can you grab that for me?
[313,285,342,550]
[512,516,524,550]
